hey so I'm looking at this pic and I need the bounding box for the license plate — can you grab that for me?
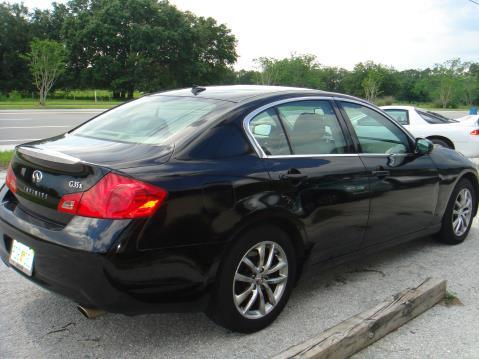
[9,240,35,276]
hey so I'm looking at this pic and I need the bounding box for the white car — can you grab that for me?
[381,105,479,158]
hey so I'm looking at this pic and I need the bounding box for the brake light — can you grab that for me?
[58,173,167,219]
[5,163,17,193]
[470,129,479,135]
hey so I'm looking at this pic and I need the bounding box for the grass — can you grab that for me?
[0,99,123,109]
[0,150,14,169]
[443,291,463,307]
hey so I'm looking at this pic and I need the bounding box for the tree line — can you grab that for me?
[0,0,237,100]
[1,1,478,108]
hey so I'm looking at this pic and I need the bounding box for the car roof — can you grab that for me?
[151,85,364,104]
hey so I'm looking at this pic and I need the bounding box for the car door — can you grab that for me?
[338,100,440,246]
[246,99,370,262]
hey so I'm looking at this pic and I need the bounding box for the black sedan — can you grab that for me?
[0,86,477,332]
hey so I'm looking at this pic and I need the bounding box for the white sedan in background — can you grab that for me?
[381,105,479,158]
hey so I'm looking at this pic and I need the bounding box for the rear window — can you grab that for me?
[73,96,224,145]
[417,110,457,124]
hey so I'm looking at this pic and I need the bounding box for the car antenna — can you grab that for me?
[191,85,206,96]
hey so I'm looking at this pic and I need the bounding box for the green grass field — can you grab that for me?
[0,99,123,109]
[0,150,13,169]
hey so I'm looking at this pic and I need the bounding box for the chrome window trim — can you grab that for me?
[243,96,336,159]
[242,96,417,159]
[334,97,417,145]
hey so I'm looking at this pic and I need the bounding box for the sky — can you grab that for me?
[10,0,479,71]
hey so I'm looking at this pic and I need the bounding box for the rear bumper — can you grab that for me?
[0,187,227,314]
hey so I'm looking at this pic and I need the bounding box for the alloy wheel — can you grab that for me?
[233,241,288,319]
[452,188,473,236]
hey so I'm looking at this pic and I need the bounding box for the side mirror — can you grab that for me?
[414,138,433,155]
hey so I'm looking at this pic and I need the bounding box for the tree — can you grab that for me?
[0,3,32,93]
[362,73,382,102]
[26,39,66,105]
[62,0,237,98]
[431,59,465,108]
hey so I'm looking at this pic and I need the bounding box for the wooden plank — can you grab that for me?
[273,277,447,359]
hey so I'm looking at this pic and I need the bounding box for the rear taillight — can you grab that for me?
[5,163,17,193]
[58,173,167,219]
[471,129,479,135]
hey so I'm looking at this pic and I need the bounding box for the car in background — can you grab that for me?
[381,105,479,158]
[1,86,478,333]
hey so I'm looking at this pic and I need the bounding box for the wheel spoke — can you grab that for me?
[235,283,255,305]
[257,243,266,268]
[262,282,276,306]
[455,216,463,233]
[235,273,254,283]
[242,257,260,274]
[266,260,287,275]
[264,244,275,271]
[242,288,258,314]
[266,274,287,285]
[258,287,266,315]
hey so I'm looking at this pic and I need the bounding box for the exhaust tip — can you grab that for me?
[77,305,106,319]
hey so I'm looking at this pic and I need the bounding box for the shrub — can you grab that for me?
[8,90,22,101]
[375,96,395,106]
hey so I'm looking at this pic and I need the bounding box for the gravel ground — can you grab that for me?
[1,166,479,358]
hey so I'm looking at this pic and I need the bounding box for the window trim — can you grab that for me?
[243,96,356,158]
[336,99,416,155]
[383,108,410,126]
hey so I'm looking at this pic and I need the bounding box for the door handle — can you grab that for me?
[371,169,390,178]
[280,173,308,181]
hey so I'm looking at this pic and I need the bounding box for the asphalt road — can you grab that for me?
[0,109,103,150]
[0,109,469,151]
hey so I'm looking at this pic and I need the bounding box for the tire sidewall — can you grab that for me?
[208,225,297,333]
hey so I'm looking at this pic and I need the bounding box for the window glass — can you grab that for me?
[417,109,457,124]
[341,102,410,154]
[74,96,223,145]
[276,101,348,155]
[249,109,290,155]
[384,109,409,125]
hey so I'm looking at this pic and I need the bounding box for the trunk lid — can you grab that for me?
[9,134,173,225]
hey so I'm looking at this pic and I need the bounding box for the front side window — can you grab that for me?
[73,95,225,145]
[249,109,290,155]
[341,102,410,154]
[276,101,348,155]
[383,109,409,126]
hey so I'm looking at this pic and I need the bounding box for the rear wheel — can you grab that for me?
[207,225,296,332]
[437,179,475,244]
[430,138,452,149]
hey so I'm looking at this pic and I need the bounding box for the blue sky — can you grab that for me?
[11,0,479,70]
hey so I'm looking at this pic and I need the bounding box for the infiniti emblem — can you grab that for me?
[32,170,43,184]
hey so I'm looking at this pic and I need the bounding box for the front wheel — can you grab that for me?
[437,179,476,244]
[207,226,296,332]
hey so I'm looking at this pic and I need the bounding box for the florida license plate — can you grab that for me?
[9,240,35,276]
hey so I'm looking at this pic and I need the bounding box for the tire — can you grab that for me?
[430,138,452,149]
[437,178,476,244]
[207,225,297,333]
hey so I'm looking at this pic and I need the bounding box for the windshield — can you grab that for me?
[417,109,457,124]
[73,95,225,145]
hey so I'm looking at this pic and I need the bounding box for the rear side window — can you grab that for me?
[341,102,410,154]
[276,101,348,155]
[249,109,291,155]
[73,96,225,145]
[384,109,409,125]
